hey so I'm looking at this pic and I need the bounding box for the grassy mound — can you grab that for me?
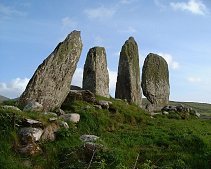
[0,98,211,168]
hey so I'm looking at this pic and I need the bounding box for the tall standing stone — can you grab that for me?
[115,37,142,106]
[19,30,83,111]
[83,47,109,98]
[141,53,170,112]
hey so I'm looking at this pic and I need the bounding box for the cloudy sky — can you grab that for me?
[0,0,211,103]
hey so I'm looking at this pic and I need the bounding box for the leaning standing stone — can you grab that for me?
[115,37,142,106]
[83,47,109,98]
[19,30,83,111]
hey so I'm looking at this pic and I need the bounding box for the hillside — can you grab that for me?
[0,97,211,169]
[0,95,9,103]
[142,98,211,116]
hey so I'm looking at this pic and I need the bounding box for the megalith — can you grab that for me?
[141,53,170,112]
[115,37,142,106]
[19,30,83,111]
[82,47,109,98]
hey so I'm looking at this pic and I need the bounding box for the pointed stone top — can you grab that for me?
[128,36,135,41]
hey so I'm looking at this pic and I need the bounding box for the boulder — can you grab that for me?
[23,101,43,112]
[83,47,109,98]
[19,30,83,111]
[142,53,170,111]
[19,127,43,144]
[115,37,142,106]
[97,100,112,109]
[60,113,80,123]
[63,90,96,104]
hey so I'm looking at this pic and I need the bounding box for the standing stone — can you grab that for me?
[83,47,109,98]
[19,30,83,111]
[115,37,142,106]
[141,53,170,112]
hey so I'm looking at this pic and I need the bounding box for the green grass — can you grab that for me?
[1,98,211,168]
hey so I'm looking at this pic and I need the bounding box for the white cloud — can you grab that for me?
[187,76,202,83]
[61,17,77,29]
[170,0,208,15]
[158,53,179,70]
[71,68,83,88]
[0,78,29,98]
[84,6,116,20]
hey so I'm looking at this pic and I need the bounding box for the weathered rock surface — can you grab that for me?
[83,47,109,98]
[141,53,170,111]
[23,101,43,112]
[97,100,112,109]
[63,90,96,104]
[19,127,43,143]
[19,30,83,111]
[115,37,142,106]
[60,113,80,123]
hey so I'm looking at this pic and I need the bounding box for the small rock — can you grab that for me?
[19,127,43,144]
[162,111,169,115]
[59,121,69,129]
[22,118,43,128]
[60,113,80,123]
[94,105,102,109]
[97,100,112,109]
[80,134,99,142]
[48,117,58,122]
[1,105,22,112]
[23,101,43,112]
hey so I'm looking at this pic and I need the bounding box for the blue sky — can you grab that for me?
[0,0,211,103]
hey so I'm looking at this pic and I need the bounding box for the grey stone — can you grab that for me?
[59,121,69,129]
[60,113,80,123]
[19,127,43,144]
[115,37,142,106]
[97,100,112,109]
[48,117,58,122]
[83,47,109,98]
[22,118,43,128]
[63,90,96,104]
[94,105,102,109]
[19,30,83,111]
[23,101,43,112]
[142,53,170,111]
[80,134,99,142]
